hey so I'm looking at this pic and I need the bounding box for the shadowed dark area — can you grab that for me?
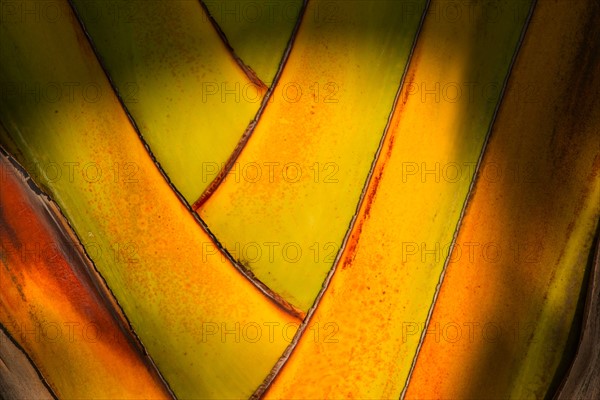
[551,224,600,399]
[0,0,598,398]
[0,325,55,400]
[461,0,600,398]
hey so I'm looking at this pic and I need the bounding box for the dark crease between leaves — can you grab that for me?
[192,0,310,210]
[66,0,304,322]
[0,146,176,399]
[250,1,432,397]
[399,1,539,397]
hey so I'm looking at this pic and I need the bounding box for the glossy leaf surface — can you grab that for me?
[71,0,267,202]
[265,0,535,397]
[0,152,171,399]
[203,0,303,82]
[0,3,297,397]
[0,0,598,398]
[198,0,429,312]
[405,0,600,397]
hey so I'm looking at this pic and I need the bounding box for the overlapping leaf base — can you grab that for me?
[0,0,598,398]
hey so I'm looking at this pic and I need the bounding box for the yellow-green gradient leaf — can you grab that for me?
[0,2,298,398]
[264,0,534,397]
[71,0,267,201]
[202,0,303,82]
[0,152,171,399]
[406,0,600,397]
[198,0,429,312]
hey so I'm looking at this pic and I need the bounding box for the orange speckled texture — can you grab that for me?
[0,155,171,398]
[0,2,298,397]
[265,0,534,398]
[406,0,600,398]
